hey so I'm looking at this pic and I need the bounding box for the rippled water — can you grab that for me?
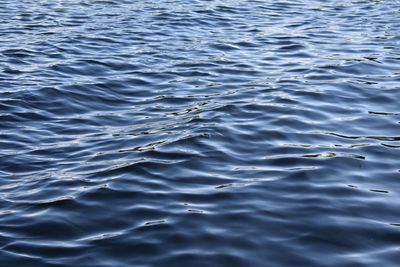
[1,0,400,266]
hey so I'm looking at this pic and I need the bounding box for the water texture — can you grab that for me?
[1,0,400,266]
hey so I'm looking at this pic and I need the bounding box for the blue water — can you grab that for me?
[1,1,400,266]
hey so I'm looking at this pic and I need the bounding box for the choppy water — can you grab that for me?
[1,0,400,266]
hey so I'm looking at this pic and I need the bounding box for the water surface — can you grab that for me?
[1,0,400,266]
